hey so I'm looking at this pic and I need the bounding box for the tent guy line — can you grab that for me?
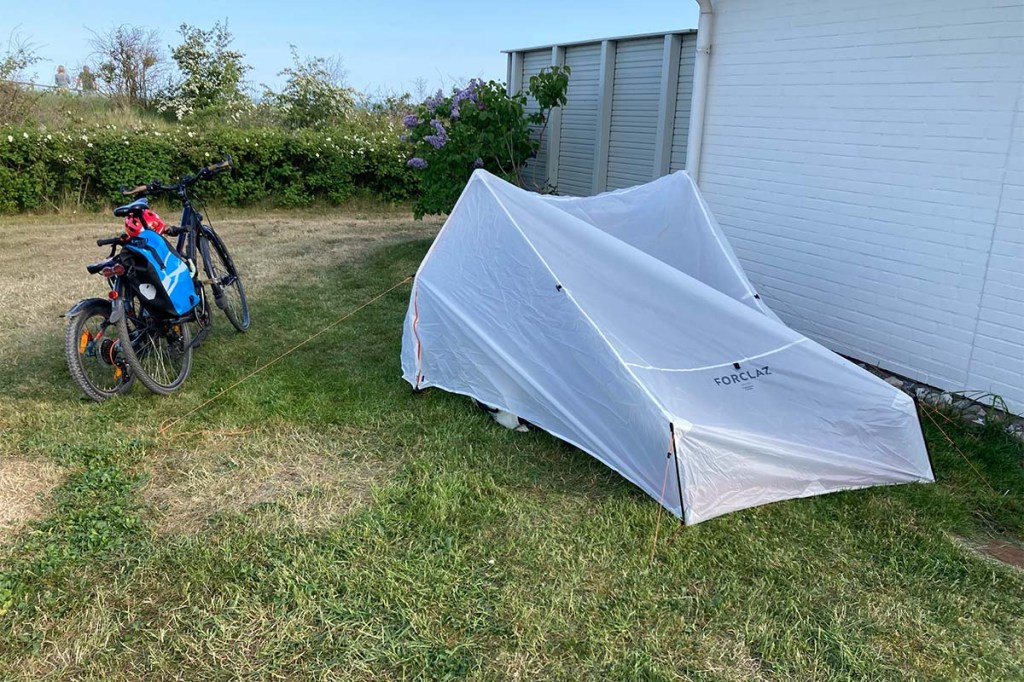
[158,275,414,436]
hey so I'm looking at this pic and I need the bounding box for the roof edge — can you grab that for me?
[501,28,697,54]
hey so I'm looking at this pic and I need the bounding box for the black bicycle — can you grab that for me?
[64,157,250,401]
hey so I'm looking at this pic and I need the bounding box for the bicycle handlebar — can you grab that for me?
[121,184,148,197]
[119,155,233,197]
[206,158,231,173]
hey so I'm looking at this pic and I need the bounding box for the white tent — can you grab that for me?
[401,170,934,524]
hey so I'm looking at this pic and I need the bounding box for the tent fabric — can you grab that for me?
[401,170,934,524]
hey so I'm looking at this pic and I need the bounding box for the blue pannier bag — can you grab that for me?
[123,229,199,317]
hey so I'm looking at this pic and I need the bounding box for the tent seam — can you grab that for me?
[481,176,677,426]
[413,172,483,275]
[688,174,773,316]
[625,338,808,372]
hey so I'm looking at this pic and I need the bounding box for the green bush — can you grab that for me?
[402,68,569,218]
[0,122,418,213]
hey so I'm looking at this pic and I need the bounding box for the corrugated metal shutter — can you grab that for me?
[606,37,664,189]
[556,44,602,196]
[669,33,698,172]
[521,50,552,189]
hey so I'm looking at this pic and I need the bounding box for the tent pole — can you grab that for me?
[670,422,686,524]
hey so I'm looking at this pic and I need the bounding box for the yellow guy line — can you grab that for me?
[158,276,413,435]
[919,402,997,494]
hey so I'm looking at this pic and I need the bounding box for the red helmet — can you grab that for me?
[124,208,167,237]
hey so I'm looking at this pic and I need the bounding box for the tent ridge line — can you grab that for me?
[686,174,772,317]
[482,177,675,423]
[625,338,809,373]
[415,172,485,273]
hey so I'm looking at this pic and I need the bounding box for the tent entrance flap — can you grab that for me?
[401,169,933,524]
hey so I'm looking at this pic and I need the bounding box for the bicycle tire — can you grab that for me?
[115,294,193,395]
[186,281,214,350]
[64,300,135,401]
[201,226,250,332]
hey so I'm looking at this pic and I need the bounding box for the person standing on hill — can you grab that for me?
[54,65,71,90]
[76,65,96,94]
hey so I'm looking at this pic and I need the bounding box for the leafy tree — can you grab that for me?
[88,24,165,107]
[263,47,356,129]
[0,34,42,125]
[402,66,570,218]
[161,21,250,120]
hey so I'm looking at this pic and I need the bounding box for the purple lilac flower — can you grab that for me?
[402,114,420,129]
[423,118,448,149]
[472,157,484,169]
[424,89,444,113]
[450,80,485,118]
[406,157,428,169]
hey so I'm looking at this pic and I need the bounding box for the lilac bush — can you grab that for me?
[402,67,569,218]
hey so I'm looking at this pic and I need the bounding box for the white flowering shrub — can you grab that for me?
[158,22,251,121]
[0,37,43,126]
[262,47,356,129]
[0,123,417,212]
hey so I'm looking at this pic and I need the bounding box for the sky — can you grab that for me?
[5,0,699,97]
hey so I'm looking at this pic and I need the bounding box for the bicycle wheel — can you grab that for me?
[201,227,250,332]
[185,282,213,350]
[64,300,135,401]
[115,294,193,395]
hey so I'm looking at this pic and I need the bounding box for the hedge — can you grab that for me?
[0,124,419,213]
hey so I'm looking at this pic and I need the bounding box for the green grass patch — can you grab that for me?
[0,220,1021,680]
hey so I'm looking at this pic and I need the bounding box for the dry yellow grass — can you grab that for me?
[143,424,393,534]
[0,458,64,541]
[0,208,440,355]
[0,206,441,537]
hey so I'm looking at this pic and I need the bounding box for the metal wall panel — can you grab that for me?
[507,30,696,196]
[520,50,554,189]
[555,44,602,196]
[606,37,664,189]
[669,33,698,172]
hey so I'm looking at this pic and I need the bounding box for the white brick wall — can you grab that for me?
[968,80,1024,402]
[701,0,1024,411]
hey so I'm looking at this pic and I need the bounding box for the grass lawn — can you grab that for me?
[0,207,1021,680]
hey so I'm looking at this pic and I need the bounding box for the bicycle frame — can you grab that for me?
[103,156,237,332]
[65,156,240,400]
[174,197,204,265]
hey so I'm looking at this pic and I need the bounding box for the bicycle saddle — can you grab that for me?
[113,197,149,217]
